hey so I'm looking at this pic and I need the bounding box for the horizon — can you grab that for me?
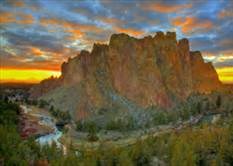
[0,0,233,84]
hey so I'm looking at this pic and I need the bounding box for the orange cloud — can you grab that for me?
[99,17,123,25]
[0,45,77,72]
[115,27,144,37]
[171,17,213,34]
[218,10,233,19]
[7,0,25,7]
[30,47,43,56]
[143,3,192,13]
[17,13,34,24]
[0,12,15,24]
[96,16,144,36]
[40,18,103,39]
[0,11,34,24]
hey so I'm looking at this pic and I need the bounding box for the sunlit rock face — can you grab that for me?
[30,32,222,120]
[190,51,222,93]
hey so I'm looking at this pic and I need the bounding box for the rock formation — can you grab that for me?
[30,76,61,99]
[30,32,222,120]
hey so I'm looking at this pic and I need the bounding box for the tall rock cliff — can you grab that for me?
[30,32,222,120]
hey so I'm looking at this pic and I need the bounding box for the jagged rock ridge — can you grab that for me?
[30,32,222,120]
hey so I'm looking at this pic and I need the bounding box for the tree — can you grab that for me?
[170,139,196,166]
[87,122,99,142]
[216,95,221,108]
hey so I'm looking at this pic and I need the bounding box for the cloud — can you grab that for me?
[6,0,25,7]
[2,30,69,54]
[218,10,233,19]
[218,2,233,20]
[0,30,78,71]
[0,0,232,83]
[0,11,15,24]
[40,16,145,44]
[114,27,144,37]
[143,2,192,13]
[98,16,124,25]
[16,12,34,24]
[40,17,105,39]
[30,47,43,56]
[190,36,215,52]
[40,17,103,32]
[0,11,34,24]
[212,50,233,68]
[218,39,233,48]
[0,51,62,71]
[202,52,217,62]
[171,17,213,34]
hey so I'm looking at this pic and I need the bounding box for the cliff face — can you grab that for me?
[30,32,222,120]
[190,51,221,92]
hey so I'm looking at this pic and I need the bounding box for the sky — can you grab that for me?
[0,0,233,84]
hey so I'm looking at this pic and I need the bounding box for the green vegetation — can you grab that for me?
[75,92,233,132]
[1,91,233,165]
[105,116,135,131]
[72,115,233,166]
[27,99,71,123]
[38,99,49,108]
[0,100,58,165]
[76,120,99,141]
[0,100,19,126]
[49,105,71,123]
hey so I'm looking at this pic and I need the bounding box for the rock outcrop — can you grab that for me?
[190,51,221,92]
[30,76,62,99]
[30,32,222,120]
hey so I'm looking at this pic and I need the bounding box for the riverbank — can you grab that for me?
[20,104,68,154]
[19,105,54,139]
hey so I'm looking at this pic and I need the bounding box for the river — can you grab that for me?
[20,105,66,154]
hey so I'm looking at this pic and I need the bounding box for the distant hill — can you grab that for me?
[0,82,36,90]
[30,32,223,120]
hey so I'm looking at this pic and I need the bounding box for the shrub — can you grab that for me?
[38,99,49,108]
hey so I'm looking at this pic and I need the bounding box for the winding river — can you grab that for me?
[35,115,62,147]
[20,105,66,153]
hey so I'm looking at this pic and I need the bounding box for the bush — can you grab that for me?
[106,119,125,131]
[49,106,71,123]
[86,122,99,142]
[38,99,49,108]
[152,111,169,125]
[76,120,85,131]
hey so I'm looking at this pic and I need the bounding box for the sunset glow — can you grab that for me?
[0,0,232,84]
[216,67,233,84]
[0,69,60,83]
